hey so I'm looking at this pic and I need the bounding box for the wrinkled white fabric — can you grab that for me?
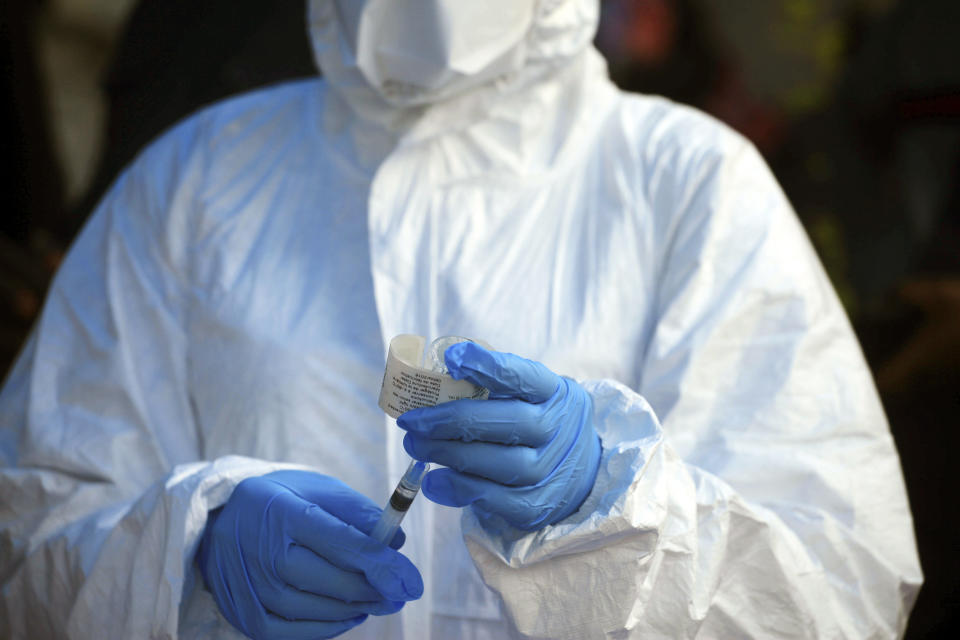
[0,0,921,638]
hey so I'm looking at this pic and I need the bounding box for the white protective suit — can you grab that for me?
[0,0,922,638]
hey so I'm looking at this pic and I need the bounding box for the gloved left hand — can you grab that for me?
[397,342,601,531]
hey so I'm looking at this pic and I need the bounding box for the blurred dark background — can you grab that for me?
[2,0,957,636]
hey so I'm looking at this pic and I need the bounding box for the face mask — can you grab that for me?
[333,0,538,104]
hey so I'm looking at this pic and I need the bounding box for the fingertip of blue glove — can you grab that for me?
[396,408,429,433]
[396,563,426,600]
[367,545,425,601]
[345,614,369,630]
[421,469,474,508]
[376,601,406,617]
[420,469,449,504]
[401,433,419,459]
[443,341,485,380]
[403,570,425,599]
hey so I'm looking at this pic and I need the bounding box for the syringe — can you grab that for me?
[369,459,430,544]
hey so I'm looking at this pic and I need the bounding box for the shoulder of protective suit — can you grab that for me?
[193,77,324,148]
[93,78,325,282]
[125,77,326,185]
[600,91,775,225]
[612,91,754,178]
[597,90,784,268]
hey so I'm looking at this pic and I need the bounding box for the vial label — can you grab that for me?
[378,334,490,418]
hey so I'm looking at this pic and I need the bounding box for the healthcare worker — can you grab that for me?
[0,0,922,638]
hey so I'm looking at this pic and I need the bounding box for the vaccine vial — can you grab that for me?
[425,335,476,374]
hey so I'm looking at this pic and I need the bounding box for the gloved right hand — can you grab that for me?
[197,470,423,640]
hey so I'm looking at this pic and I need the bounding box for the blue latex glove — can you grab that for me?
[397,342,601,531]
[197,470,423,640]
